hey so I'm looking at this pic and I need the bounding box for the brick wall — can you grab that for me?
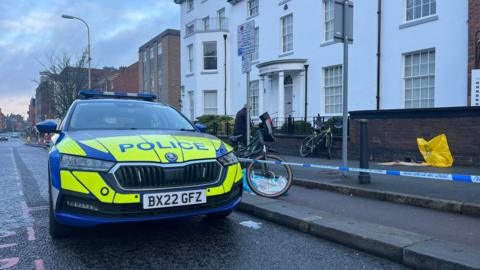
[113,62,139,93]
[350,107,480,166]
[468,0,480,104]
[163,34,181,110]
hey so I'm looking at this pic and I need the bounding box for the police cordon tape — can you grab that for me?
[238,158,480,184]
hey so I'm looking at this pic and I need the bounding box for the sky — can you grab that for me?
[0,0,180,118]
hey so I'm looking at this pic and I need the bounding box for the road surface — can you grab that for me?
[0,139,405,269]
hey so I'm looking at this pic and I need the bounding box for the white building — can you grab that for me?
[175,0,469,121]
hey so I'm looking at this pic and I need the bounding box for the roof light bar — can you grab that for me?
[78,89,156,101]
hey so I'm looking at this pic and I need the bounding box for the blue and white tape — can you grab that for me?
[238,158,480,184]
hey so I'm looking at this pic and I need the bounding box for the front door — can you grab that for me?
[285,84,293,117]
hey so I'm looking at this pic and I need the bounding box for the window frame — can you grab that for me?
[247,0,259,17]
[323,0,334,42]
[157,43,163,99]
[403,48,435,109]
[249,80,259,117]
[202,16,210,31]
[323,65,343,116]
[187,44,194,74]
[217,8,226,30]
[405,0,436,22]
[187,0,194,12]
[203,90,218,115]
[280,14,293,53]
[250,27,259,61]
[202,41,218,71]
[149,46,155,93]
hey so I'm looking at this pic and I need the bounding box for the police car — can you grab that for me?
[36,90,242,238]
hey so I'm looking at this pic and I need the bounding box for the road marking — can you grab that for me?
[27,227,35,241]
[0,258,19,269]
[34,259,44,270]
[28,206,48,212]
[239,220,262,230]
[0,244,17,249]
[21,202,31,220]
[0,232,15,238]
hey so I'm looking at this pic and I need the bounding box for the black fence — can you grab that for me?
[271,116,344,137]
[206,115,345,138]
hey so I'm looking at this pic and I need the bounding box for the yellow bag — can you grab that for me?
[417,134,453,167]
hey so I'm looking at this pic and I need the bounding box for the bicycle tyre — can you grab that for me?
[246,154,293,198]
[299,135,315,157]
[325,133,333,159]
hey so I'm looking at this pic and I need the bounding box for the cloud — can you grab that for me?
[0,0,180,117]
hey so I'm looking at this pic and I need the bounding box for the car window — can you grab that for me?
[68,101,195,131]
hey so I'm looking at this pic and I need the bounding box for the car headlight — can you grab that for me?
[60,155,114,172]
[217,152,238,167]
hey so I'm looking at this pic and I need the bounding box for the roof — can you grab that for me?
[138,29,180,52]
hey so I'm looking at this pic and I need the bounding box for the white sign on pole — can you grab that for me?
[237,20,255,57]
[242,55,251,73]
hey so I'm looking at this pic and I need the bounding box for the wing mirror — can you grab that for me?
[195,123,207,133]
[36,120,59,133]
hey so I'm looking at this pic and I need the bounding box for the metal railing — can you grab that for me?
[272,116,344,136]
[185,17,229,37]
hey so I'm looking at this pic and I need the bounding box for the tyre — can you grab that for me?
[246,154,293,198]
[206,209,233,219]
[325,133,333,160]
[299,136,315,157]
[48,176,72,239]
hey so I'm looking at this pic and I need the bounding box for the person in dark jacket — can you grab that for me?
[233,105,247,145]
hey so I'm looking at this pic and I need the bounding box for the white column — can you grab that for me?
[258,76,264,115]
[298,71,306,119]
[278,71,285,119]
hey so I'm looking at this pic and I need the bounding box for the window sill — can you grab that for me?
[399,15,439,29]
[320,40,336,47]
[246,13,259,21]
[201,70,219,74]
[250,60,259,66]
[186,73,194,77]
[278,51,294,58]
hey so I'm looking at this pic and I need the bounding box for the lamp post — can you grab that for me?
[62,14,91,88]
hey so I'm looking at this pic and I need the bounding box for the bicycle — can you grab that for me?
[299,117,334,158]
[229,113,293,198]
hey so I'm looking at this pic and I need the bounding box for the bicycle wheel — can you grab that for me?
[246,154,293,198]
[299,135,315,157]
[325,133,333,159]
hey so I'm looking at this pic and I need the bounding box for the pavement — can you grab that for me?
[0,139,407,270]
[239,194,480,270]
[279,155,480,212]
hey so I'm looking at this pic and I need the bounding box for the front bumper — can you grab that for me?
[55,181,243,227]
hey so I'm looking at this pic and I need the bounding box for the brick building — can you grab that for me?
[27,98,36,126]
[0,108,6,130]
[138,29,181,109]
[113,62,139,93]
[468,0,480,105]
[35,71,56,123]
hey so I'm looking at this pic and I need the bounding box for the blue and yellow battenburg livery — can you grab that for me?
[40,91,242,235]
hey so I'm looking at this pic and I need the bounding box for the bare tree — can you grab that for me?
[39,51,89,118]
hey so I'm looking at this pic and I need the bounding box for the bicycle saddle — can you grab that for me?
[229,134,243,142]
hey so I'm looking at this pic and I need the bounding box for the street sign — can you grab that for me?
[237,20,255,56]
[334,0,353,43]
[242,55,251,73]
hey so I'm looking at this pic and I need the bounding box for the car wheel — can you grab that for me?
[206,209,232,219]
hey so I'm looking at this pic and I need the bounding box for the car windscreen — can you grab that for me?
[68,101,195,131]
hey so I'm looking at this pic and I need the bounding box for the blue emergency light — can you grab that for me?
[78,89,157,101]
